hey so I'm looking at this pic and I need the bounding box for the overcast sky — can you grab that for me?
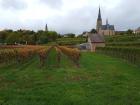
[0,0,139,34]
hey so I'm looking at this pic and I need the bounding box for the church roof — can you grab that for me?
[88,33,105,43]
[101,24,114,30]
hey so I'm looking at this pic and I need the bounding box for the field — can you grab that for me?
[0,46,140,105]
[56,37,86,45]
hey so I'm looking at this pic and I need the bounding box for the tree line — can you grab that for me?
[0,29,82,45]
[0,29,59,45]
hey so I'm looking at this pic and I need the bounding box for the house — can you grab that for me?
[88,33,105,52]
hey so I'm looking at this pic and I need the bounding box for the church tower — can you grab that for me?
[96,7,102,31]
[45,24,48,31]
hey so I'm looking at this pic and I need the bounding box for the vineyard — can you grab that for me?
[0,37,140,105]
[0,45,81,68]
[105,34,140,42]
[0,46,46,65]
[56,37,86,45]
[0,49,140,105]
[97,34,140,66]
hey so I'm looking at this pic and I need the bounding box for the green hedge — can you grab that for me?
[97,47,140,66]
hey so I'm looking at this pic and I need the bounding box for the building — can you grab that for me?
[45,24,48,31]
[88,33,105,52]
[76,43,91,51]
[96,7,115,36]
[80,7,110,52]
[77,33,105,52]
[135,27,140,34]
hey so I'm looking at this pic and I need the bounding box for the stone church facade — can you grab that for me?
[96,7,115,36]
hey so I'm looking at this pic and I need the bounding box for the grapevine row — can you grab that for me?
[97,47,140,66]
[0,45,81,68]
[56,46,81,67]
[106,42,140,47]
[105,35,140,42]
[0,46,46,64]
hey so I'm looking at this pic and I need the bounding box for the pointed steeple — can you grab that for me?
[106,19,109,29]
[98,6,102,20]
[96,6,102,31]
[106,19,108,25]
[45,24,48,31]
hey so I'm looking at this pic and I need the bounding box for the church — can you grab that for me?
[96,7,115,35]
[79,7,116,52]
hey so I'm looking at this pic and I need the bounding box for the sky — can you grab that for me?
[0,0,139,34]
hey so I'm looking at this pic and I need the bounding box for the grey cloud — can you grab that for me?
[55,0,140,33]
[105,0,140,30]
[0,0,27,10]
[1,0,140,34]
[47,6,98,34]
[49,0,140,34]
[40,0,63,9]
[0,18,45,31]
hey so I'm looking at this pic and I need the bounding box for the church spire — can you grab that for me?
[96,6,102,31]
[106,19,109,29]
[106,19,108,25]
[98,6,102,20]
[45,24,48,31]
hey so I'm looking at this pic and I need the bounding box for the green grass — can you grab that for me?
[0,52,140,105]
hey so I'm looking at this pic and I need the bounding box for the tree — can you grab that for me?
[65,33,75,38]
[37,30,58,44]
[38,32,48,44]
[17,29,35,35]
[90,29,97,33]
[126,29,133,34]
[6,32,21,44]
[47,31,58,41]
[0,29,60,45]
[57,34,63,38]
[0,31,8,43]
[33,33,38,44]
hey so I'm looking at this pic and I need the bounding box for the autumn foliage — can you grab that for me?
[0,45,81,67]
[56,46,81,67]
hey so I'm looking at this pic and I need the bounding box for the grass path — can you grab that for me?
[0,52,140,105]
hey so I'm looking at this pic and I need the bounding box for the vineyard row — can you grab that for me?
[0,46,46,64]
[97,47,140,66]
[106,42,140,47]
[0,45,81,68]
[105,35,140,42]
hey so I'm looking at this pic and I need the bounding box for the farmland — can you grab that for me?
[56,37,86,45]
[0,45,140,105]
[0,0,140,104]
